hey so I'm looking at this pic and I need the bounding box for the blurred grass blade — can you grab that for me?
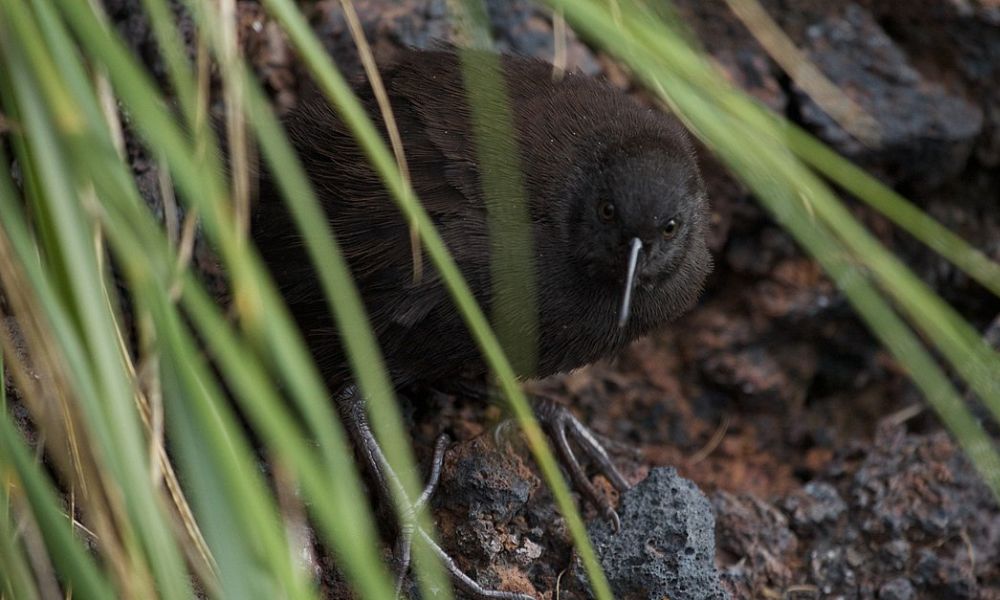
[0,5,195,594]
[177,0,450,592]
[637,22,1000,421]
[143,286,316,600]
[61,106,316,600]
[447,0,614,593]
[0,321,44,600]
[0,487,42,600]
[44,0,400,594]
[135,0,200,127]
[785,124,1000,298]
[88,142,394,599]
[5,2,328,591]
[456,47,540,379]
[720,0,1000,299]
[0,412,116,600]
[707,133,1000,494]
[608,0,1000,300]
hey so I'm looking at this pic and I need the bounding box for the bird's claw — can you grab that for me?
[532,397,632,532]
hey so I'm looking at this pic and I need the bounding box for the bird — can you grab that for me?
[252,48,712,599]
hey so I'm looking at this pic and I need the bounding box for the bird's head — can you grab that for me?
[567,136,713,328]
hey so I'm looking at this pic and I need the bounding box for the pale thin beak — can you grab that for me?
[617,237,643,328]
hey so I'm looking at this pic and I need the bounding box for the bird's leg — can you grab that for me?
[391,434,448,598]
[338,386,533,600]
[527,397,632,532]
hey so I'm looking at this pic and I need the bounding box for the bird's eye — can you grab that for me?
[598,201,616,222]
[662,218,680,240]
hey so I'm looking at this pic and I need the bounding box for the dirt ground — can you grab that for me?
[96,0,1000,598]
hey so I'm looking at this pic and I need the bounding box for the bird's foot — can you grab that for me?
[447,380,633,531]
[528,397,632,532]
[340,386,534,600]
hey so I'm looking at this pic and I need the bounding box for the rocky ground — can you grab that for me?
[59,0,1000,598]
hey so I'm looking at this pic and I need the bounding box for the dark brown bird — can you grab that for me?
[253,48,712,599]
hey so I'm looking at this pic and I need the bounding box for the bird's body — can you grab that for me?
[253,48,712,599]
[254,49,712,392]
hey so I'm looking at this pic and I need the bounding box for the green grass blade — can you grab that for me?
[71,127,319,600]
[3,4,210,594]
[191,10,449,599]
[135,0,201,129]
[629,40,1000,426]
[784,122,1000,298]
[456,47,540,378]
[0,348,43,600]
[0,491,42,600]
[625,19,1000,419]
[82,95,396,600]
[76,112,396,599]
[49,2,401,595]
[180,281,396,600]
[149,294,316,600]
[0,415,116,600]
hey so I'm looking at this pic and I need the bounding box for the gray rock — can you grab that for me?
[868,0,1000,167]
[577,467,727,600]
[794,4,982,187]
[782,481,847,531]
[313,0,600,79]
[879,577,915,600]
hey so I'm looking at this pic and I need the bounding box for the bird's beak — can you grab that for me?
[617,237,643,328]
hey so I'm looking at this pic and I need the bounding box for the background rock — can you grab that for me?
[793,4,982,187]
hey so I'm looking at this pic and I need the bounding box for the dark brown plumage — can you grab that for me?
[253,48,712,392]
